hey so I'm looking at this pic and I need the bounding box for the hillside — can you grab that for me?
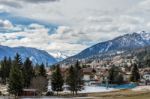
[0,45,57,65]
[61,31,150,65]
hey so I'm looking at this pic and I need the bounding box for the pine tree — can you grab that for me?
[145,55,150,67]
[39,63,46,77]
[66,66,76,95]
[13,53,23,70]
[130,63,140,82]
[7,57,12,76]
[0,56,8,84]
[66,61,83,95]
[116,73,124,85]
[108,65,116,84]
[74,61,83,95]
[108,65,123,84]
[51,65,64,95]
[8,53,24,97]
[0,56,12,84]
[23,57,34,88]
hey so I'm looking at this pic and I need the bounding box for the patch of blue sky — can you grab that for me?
[16,36,25,40]
[0,27,22,33]
[71,40,95,46]
[0,12,40,25]
[0,12,58,35]
[47,26,58,35]
[4,36,25,41]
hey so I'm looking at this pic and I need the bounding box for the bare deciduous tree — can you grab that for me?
[30,76,48,95]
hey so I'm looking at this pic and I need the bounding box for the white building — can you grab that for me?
[143,73,150,81]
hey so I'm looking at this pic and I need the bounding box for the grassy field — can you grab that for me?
[90,94,150,99]
[88,94,150,99]
[1,89,150,99]
[86,89,150,99]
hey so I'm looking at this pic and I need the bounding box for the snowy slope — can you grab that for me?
[50,51,68,61]
[0,45,57,65]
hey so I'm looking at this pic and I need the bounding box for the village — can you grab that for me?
[0,53,150,98]
[45,56,150,94]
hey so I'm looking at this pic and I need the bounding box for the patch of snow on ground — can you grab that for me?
[0,84,8,95]
[79,86,116,93]
[49,86,117,93]
[131,86,150,91]
[105,42,112,52]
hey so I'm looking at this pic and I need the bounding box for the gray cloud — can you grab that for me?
[0,1,22,8]
[0,0,59,9]
[21,0,60,3]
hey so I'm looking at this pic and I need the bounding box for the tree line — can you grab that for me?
[0,53,84,96]
[0,53,47,97]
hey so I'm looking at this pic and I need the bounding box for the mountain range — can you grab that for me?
[1,31,150,66]
[61,31,150,64]
[0,45,57,65]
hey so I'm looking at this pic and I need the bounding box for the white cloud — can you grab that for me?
[0,5,9,12]
[28,23,46,29]
[0,19,14,29]
[0,23,87,56]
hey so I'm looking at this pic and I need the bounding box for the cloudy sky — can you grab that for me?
[0,0,150,58]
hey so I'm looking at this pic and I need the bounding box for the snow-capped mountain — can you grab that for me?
[0,45,57,65]
[62,31,150,63]
[50,52,68,61]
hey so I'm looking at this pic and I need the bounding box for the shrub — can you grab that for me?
[45,91,54,96]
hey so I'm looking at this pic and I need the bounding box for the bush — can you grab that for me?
[45,91,54,96]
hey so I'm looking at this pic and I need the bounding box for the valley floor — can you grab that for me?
[1,86,150,99]
[1,91,150,99]
[87,89,150,99]
[17,90,150,99]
